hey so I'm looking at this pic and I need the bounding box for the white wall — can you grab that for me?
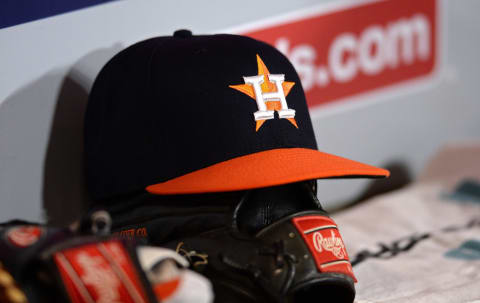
[1,0,479,224]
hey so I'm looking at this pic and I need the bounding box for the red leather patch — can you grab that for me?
[6,225,43,247]
[54,240,148,303]
[292,215,357,282]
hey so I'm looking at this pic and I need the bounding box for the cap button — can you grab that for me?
[173,29,193,38]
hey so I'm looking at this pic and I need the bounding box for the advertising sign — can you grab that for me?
[233,0,440,109]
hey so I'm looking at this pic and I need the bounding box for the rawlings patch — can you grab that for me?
[6,225,44,248]
[292,215,357,282]
[54,240,149,303]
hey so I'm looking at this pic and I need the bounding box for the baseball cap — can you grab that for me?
[85,29,389,201]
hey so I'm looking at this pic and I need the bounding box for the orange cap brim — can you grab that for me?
[146,148,390,195]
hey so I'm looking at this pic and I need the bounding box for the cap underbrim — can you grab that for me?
[146,148,390,195]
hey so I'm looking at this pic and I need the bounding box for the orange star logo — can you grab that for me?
[229,54,298,131]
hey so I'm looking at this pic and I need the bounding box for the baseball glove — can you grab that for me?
[93,181,357,303]
[0,220,213,303]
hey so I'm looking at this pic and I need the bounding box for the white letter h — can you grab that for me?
[243,74,296,121]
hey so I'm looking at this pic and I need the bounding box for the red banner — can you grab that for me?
[240,0,439,108]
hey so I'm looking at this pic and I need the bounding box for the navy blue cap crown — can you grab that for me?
[85,30,317,201]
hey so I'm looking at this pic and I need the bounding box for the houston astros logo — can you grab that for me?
[230,54,298,131]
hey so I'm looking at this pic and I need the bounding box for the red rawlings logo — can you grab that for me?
[292,215,356,282]
[6,225,43,248]
[54,240,149,303]
[240,0,439,109]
